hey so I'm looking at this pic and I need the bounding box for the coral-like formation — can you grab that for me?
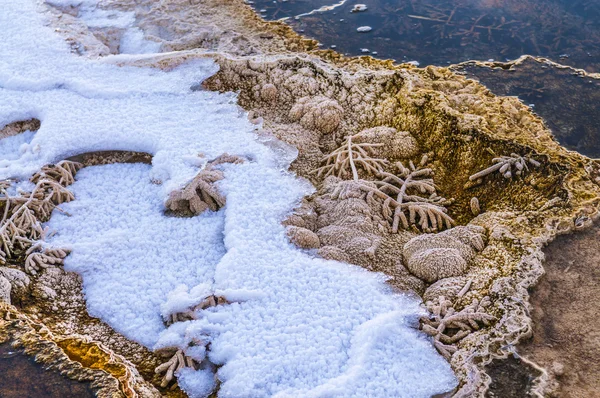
[313,133,388,180]
[289,95,343,134]
[285,225,320,249]
[423,276,472,304]
[352,127,420,160]
[316,245,351,263]
[364,156,454,233]
[0,161,80,267]
[165,154,243,216]
[420,292,496,360]
[312,127,420,181]
[260,83,278,102]
[313,151,453,234]
[469,153,541,182]
[403,226,486,282]
[0,275,10,303]
[155,347,199,388]
[0,267,29,304]
[163,294,229,326]
[24,243,69,275]
[470,197,481,216]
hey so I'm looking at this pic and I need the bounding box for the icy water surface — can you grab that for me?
[252,0,600,71]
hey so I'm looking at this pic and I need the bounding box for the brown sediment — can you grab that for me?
[516,222,600,398]
[5,0,600,397]
[1,302,131,397]
[0,118,41,139]
[66,150,154,166]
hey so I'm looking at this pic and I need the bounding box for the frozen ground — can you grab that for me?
[0,0,457,396]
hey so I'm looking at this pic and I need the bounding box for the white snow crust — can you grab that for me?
[0,0,458,396]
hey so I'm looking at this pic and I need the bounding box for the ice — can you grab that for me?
[1,0,458,396]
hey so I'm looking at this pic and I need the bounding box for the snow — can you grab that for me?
[46,163,227,347]
[0,0,458,396]
[0,130,35,162]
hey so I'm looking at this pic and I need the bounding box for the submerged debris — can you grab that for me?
[351,4,368,13]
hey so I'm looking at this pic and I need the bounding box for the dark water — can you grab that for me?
[485,355,541,397]
[251,0,600,157]
[452,58,600,158]
[0,343,95,398]
[251,0,600,72]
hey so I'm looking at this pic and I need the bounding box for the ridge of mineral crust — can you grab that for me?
[2,0,600,397]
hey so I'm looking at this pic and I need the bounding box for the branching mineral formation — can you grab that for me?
[368,157,454,233]
[155,348,199,388]
[420,293,496,360]
[0,161,80,269]
[165,154,244,216]
[469,153,541,182]
[162,294,229,326]
[156,286,234,390]
[24,242,69,275]
[313,133,388,180]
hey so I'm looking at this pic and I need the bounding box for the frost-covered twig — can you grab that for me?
[469,153,540,181]
[164,294,229,326]
[312,134,388,180]
[31,160,82,186]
